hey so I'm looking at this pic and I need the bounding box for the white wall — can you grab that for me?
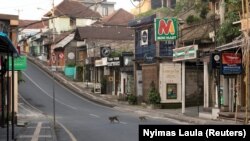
[159,62,182,103]
[76,19,96,27]
[50,17,70,33]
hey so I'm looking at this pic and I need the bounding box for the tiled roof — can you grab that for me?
[180,19,219,43]
[75,26,134,40]
[0,14,18,20]
[44,0,101,19]
[19,20,48,29]
[101,8,135,26]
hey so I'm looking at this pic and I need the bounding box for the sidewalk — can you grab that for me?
[27,56,247,125]
[0,96,57,141]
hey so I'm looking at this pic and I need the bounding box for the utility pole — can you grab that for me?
[242,0,249,124]
[52,0,56,128]
[245,0,249,125]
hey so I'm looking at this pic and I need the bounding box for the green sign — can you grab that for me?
[154,18,178,40]
[8,56,27,70]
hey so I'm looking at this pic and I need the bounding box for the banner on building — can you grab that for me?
[154,18,178,41]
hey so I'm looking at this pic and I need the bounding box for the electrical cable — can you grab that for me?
[129,0,145,8]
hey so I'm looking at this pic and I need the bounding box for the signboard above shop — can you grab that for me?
[154,18,178,41]
[107,57,120,67]
[173,45,198,62]
[221,52,242,75]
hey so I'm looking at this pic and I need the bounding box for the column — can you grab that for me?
[223,77,229,111]
[181,61,185,114]
[204,62,209,107]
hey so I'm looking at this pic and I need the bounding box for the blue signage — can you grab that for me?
[159,41,175,57]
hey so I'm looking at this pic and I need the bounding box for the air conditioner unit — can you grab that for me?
[140,29,148,46]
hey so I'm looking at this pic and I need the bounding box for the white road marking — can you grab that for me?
[89,114,100,118]
[28,60,115,110]
[19,104,42,116]
[19,135,52,138]
[27,127,50,129]
[31,122,42,141]
[19,94,76,141]
[57,122,77,141]
[19,95,44,114]
[120,121,128,125]
[23,72,77,110]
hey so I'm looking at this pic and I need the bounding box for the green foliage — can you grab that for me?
[136,7,173,19]
[216,0,241,45]
[127,94,137,105]
[200,6,209,19]
[66,63,75,67]
[194,0,209,19]
[76,66,83,82]
[148,81,161,105]
[174,0,196,15]
[186,15,201,24]
[110,51,121,57]
[101,76,107,94]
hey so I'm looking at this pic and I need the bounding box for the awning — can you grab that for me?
[216,39,243,51]
[54,33,74,49]
[0,32,19,55]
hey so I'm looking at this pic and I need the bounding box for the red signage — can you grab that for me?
[221,52,242,75]
[222,53,241,64]
[59,53,64,59]
[158,19,174,35]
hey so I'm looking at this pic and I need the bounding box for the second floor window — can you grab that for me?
[70,18,76,27]
[102,7,108,16]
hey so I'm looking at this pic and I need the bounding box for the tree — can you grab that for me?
[216,0,241,45]
[148,81,161,105]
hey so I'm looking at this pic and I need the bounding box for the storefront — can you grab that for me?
[120,52,134,96]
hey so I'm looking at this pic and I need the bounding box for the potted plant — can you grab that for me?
[127,94,137,105]
[148,81,161,109]
[101,76,107,94]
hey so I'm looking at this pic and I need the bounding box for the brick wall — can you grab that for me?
[142,64,158,102]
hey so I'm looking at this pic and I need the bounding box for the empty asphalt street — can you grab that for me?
[18,61,188,141]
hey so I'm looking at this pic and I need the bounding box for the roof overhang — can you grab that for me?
[0,32,19,55]
[216,39,243,51]
[54,33,75,49]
